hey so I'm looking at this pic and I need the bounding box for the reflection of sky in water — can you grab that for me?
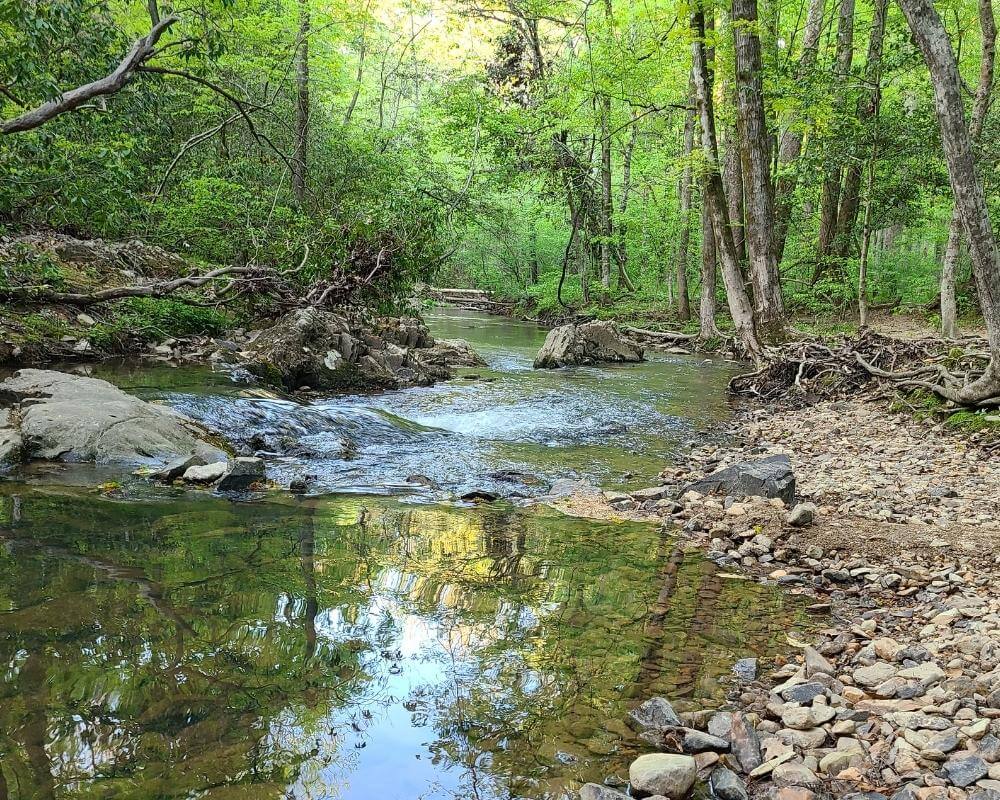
[0,489,810,800]
[139,308,738,496]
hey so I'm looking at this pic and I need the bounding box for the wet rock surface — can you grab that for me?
[0,369,229,466]
[533,320,644,368]
[240,307,484,392]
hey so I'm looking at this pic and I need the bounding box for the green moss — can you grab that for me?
[890,389,1000,437]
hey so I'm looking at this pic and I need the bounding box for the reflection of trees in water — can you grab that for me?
[0,491,372,799]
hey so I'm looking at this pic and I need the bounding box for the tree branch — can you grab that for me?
[0,15,179,134]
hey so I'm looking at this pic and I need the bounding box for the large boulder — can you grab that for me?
[0,369,229,466]
[682,454,796,505]
[242,307,484,392]
[533,321,643,368]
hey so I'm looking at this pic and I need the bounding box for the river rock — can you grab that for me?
[183,461,227,483]
[772,762,819,788]
[711,766,749,800]
[629,753,697,799]
[0,408,22,468]
[628,697,682,732]
[243,307,482,391]
[216,456,265,492]
[579,784,630,800]
[681,455,796,506]
[533,321,644,368]
[787,502,816,527]
[730,712,763,772]
[154,453,207,481]
[0,369,228,466]
[943,755,989,787]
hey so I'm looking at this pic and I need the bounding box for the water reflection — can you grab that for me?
[0,486,805,799]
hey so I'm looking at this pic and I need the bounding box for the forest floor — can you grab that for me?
[545,387,1000,799]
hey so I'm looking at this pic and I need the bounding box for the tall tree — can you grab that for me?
[292,0,311,206]
[772,0,825,265]
[676,84,696,321]
[732,0,785,337]
[939,0,996,338]
[896,0,1000,402]
[691,5,764,361]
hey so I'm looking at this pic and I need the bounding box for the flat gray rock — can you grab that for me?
[533,321,643,369]
[682,454,796,505]
[0,369,228,467]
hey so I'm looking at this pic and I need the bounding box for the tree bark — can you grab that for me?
[833,0,888,259]
[732,0,784,338]
[292,0,311,206]
[814,0,856,273]
[676,83,696,321]
[897,0,1000,401]
[599,95,614,295]
[700,196,721,338]
[691,10,764,362]
[940,0,996,338]
[772,0,825,265]
[616,114,639,291]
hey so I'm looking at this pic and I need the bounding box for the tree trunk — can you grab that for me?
[772,0,825,265]
[732,0,784,338]
[897,0,1000,401]
[940,0,996,338]
[721,109,747,266]
[616,113,638,291]
[833,0,888,259]
[676,85,696,321]
[814,0,856,275]
[292,0,310,206]
[700,196,721,338]
[599,97,613,295]
[691,10,764,362]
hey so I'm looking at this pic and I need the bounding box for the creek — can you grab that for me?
[0,309,808,799]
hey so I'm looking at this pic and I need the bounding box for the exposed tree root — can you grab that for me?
[730,329,1000,408]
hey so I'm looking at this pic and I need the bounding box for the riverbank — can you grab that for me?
[556,392,1000,799]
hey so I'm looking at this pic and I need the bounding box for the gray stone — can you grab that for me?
[787,502,816,527]
[154,453,207,481]
[579,784,629,800]
[733,657,758,681]
[803,646,835,677]
[730,712,762,772]
[709,712,734,741]
[780,682,826,703]
[183,461,227,483]
[681,455,796,505]
[533,321,644,369]
[682,728,730,753]
[853,662,898,688]
[629,753,697,799]
[710,766,749,800]
[0,369,228,466]
[0,409,23,468]
[944,755,989,787]
[771,762,819,787]
[628,697,681,732]
[776,727,827,750]
[217,456,266,492]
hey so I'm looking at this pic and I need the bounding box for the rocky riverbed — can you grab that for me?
[562,397,1000,800]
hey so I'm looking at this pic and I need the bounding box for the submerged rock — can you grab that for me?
[0,369,228,467]
[217,456,266,492]
[681,455,796,505]
[533,321,643,369]
[242,307,483,392]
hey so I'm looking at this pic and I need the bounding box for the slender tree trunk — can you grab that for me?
[691,9,764,362]
[833,0,888,259]
[700,197,721,338]
[940,0,996,338]
[292,0,310,206]
[616,114,638,291]
[772,0,825,265]
[897,0,1000,400]
[676,85,696,320]
[940,212,962,337]
[732,0,784,338]
[599,97,613,295]
[529,222,539,285]
[814,0,856,275]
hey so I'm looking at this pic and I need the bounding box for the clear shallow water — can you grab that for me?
[0,487,806,800]
[87,308,739,497]
[0,311,807,799]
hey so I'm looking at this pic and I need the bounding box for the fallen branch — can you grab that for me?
[0,265,257,307]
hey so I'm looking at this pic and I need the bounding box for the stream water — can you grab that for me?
[0,309,809,799]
